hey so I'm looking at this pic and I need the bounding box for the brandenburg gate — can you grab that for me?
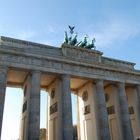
[0,36,140,140]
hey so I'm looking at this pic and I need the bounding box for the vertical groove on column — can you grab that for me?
[137,85,140,104]
[0,66,8,139]
[28,71,41,140]
[57,78,63,140]
[136,85,140,135]
[95,80,111,140]
[117,82,134,140]
[62,74,73,140]
[113,85,123,140]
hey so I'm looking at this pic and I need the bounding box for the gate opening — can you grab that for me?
[1,87,23,140]
[40,90,47,139]
[72,93,78,140]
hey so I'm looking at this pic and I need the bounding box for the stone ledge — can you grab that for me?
[102,57,135,70]
[0,36,55,49]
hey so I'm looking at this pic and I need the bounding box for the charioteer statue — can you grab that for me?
[64,25,96,50]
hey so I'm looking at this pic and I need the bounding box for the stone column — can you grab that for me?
[95,80,111,140]
[0,66,8,138]
[112,85,123,140]
[137,85,140,96]
[136,85,140,132]
[61,74,73,140]
[117,82,134,140]
[28,71,41,140]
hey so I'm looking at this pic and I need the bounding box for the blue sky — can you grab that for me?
[1,0,140,139]
[0,0,140,68]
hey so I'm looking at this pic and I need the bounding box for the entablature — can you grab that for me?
[0,36,140,84]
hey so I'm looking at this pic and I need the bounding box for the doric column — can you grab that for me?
[95,80,111,140]
[28,71,41,140]
[112,85,123,140]
[136,85,140,132]
[136,85,140,105]
[117,82,134,140]
[0,66,8,138]
[61,74,73,140]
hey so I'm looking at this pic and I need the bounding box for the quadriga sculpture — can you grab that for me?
[63,26,96,50]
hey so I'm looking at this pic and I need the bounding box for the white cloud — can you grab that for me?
[86,20,140,48]
[0,24,6,33]
[0,24,38,41]
[14,30,37,40]
[47,25,56,33]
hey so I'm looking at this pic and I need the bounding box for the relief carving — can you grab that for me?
[50,102,58,115]
[50,88,55,99]
[83,105,90,115]
[82,91,88,101]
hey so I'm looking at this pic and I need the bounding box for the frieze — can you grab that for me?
[0,51,140,84]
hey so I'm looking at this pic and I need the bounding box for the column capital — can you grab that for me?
[30,70,41,75]
[61,74,70,79]
[116,82,126,95]
[0,65,8,69]
[0,65,8,75]
[95,79,104,86]
[95,79,103,82]
[117,82,125,87]
[28,70,41,81]
[104,83,118,89]
[136,85,140,91]
[61,74,70,88]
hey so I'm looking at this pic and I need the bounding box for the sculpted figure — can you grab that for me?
[68,25,75,34]
[78,36,88,48]
[85,38,96,49]
[63,26,96,50]
[64,31,68,44]
[69,33,78,46]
